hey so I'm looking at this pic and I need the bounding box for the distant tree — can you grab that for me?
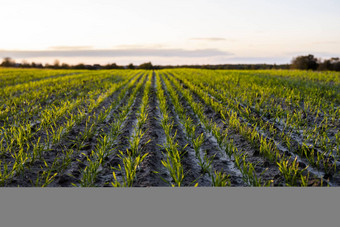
[21,60,31,68]
[45,63,54,68]
[1,57,16,67]
[127,63,135,69]
[318,57,340,71]
[104,63,121,69]
[291,54,318,70]
[92,64,102,70]
[138,62,153,70]
[61,63,70,69]
[331,58,340,71]
[318,59,332,71]
[35,63,44,68]
[73,63,86,69]
[250,65,257,70]
[53,60,60,69]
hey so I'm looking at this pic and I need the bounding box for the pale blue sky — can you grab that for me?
[1,0,339,65]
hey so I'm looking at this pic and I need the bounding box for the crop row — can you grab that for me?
[0,68,338,186]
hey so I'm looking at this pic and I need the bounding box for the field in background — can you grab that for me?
[0,68,339,187]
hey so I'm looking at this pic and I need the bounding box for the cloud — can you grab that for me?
[311,41,340,45]
[190,37,228,42]
[49,46,93,50]
[221,56,291,64]
[285,51,340,58]
[114,44,166,49]
[0,48,233,58]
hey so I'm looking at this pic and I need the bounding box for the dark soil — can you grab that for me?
[165,73,327,186]
[2,71,336,187]
[5,73,143,187]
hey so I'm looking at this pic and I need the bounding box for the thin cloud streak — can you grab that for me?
[190,37,228,41]
[0,48,233,58]
[222,57,291,64]
[311,41,340,45]
[114,44,166,49]
[49,46,94,50]
[285,51,340,58]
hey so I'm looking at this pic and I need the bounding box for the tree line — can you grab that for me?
[0,58,158,70]
[1,55,339,71]
[290,55,340,71]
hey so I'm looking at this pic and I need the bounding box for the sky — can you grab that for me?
[0,0,340,65]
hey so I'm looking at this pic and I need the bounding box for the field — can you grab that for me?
[0,68,339,187]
